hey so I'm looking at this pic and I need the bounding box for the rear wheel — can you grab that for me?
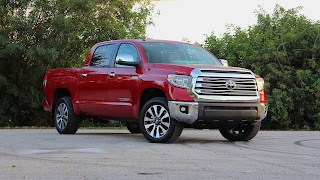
[219,122,261,141]
[126,122,141,133]
[139,97,183,143]
[54,97,80,134]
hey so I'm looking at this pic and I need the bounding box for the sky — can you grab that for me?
[146,0,320,43]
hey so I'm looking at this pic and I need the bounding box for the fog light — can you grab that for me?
[180,106,188,114]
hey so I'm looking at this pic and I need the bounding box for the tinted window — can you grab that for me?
[140,42,221,65]
[115,44,139,68]
[90,44,115,67]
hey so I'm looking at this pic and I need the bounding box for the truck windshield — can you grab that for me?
[140,42,222,65]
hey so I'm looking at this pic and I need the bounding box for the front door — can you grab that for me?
[106,43,142,118]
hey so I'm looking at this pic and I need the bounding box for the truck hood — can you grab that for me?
[151,63,251,75]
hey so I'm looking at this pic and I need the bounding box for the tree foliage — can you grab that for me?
[204,5,320,130]
[0,0,153,126]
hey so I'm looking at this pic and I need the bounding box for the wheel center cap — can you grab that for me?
[155,118,161,125]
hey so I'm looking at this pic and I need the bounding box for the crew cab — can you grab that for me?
[43,39,267,143]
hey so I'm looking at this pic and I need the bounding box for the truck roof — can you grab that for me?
[95,39,195,46]
[113,39,188,43]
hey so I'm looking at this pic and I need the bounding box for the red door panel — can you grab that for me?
[78,67,109,116]
[106,68,139,118]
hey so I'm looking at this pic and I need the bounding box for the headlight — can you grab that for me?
[167,74,192,89]
[256,78,264,91]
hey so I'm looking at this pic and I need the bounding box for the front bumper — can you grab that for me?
[168,101,267,125]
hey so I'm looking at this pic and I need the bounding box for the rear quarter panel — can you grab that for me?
[45,68,81,113]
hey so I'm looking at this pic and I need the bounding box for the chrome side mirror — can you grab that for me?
[220,59,228,67]
[116,54,134,63]
[116,54,140,68]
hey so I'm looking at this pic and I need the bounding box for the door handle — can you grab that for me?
[80,73,87,77]
[108,73,115,77]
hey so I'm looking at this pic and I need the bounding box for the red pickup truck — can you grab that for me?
[43,39,267,143]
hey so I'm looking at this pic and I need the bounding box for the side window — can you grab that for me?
[90,44,115,67]
[115,44,139,68]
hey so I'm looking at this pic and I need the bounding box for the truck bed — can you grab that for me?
[45,68,81,111]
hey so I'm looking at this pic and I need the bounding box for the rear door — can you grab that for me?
[106,43,142,118]
[78,43,116,116]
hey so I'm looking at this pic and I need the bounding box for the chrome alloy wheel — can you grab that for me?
[144,105,170,138]
[56,103,68,130]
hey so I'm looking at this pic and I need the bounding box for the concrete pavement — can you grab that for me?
[0,129,319,179]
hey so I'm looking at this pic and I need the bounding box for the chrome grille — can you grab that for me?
[195,77,257,96]
[200,69,252,75]
[189,68,260,102]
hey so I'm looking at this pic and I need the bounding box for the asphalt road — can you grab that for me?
[0,129,319,180]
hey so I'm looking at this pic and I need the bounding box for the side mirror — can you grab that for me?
[220,59,228,67]
[116,54,141,68]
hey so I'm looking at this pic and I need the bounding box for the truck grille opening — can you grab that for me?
[195,77,258,97]
[204,106,257,111]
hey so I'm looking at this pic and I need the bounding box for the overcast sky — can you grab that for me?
[146,0,320,43]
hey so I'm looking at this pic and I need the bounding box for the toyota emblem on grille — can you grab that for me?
[225,80,236,90]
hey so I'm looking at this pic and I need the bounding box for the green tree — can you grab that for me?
[0,0,153,126]
[204,5,320,130]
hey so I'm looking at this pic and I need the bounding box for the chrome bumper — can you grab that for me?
[168,101,199,124]
[168,101,268,125]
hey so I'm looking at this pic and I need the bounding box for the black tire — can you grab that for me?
[139,97,183,143]
[54,97,80,134]
[126,121,141,133]
[219,122,261,141]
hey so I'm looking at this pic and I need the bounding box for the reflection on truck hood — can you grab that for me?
[151,63,250,75]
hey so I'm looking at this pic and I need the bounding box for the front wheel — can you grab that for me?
[139,97,183,143]
[219,122,261,141]
[54,97,80,134]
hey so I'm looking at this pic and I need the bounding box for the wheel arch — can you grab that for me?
[139,88,167,113]
[52,88,75,118]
